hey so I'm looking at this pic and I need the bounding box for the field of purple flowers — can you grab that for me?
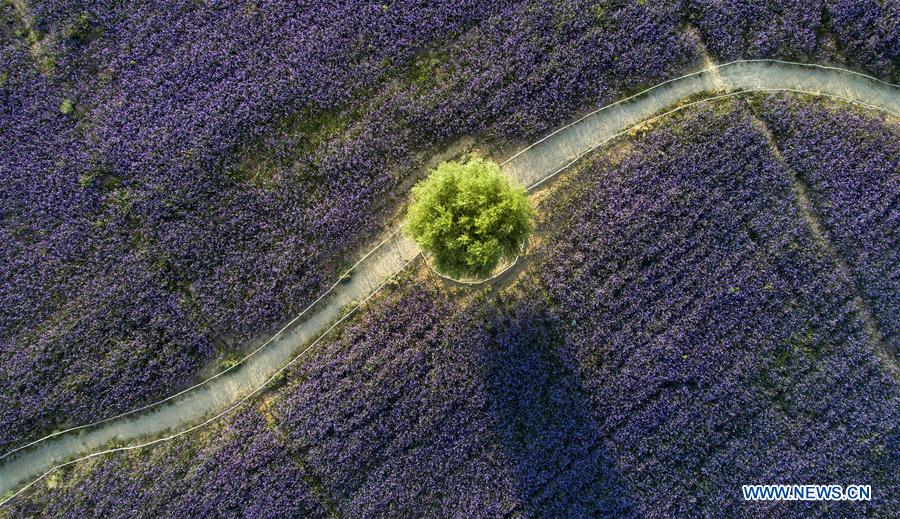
[3,0,700,451]
[6,409,331,518]
[7,97,897,516]
[688,0,898,78]
[4,0,898,456]
[754,95,899,345]
[531,98,898,516]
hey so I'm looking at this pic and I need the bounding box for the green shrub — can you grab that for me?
[405,157,534,278]
[59,98,74,115]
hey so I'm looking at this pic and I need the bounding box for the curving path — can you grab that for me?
[1,60,898,504]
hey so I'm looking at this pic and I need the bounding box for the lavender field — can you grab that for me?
[5,97,898,516]
[3,0,701,453]
[1,0,899,516]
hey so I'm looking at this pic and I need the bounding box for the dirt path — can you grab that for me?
[1,60,897,504]
[747,106,898,377]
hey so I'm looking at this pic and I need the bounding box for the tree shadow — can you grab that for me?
[477,299,636,517]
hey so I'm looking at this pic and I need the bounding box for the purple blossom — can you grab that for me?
[1,0,697,451]
[2,3,897,514]
[12,99,895,516]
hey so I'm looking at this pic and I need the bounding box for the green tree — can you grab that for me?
[405,158,534,278]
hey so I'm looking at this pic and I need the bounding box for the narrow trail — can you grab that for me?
[746,106,898,378]
[1,60,897,504]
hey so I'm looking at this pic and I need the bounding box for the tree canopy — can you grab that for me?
[405,158,534,278]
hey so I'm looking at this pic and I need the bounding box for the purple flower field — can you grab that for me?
[687,0,899,79]
[2,0,703,452]
[7,97,897,516]
[6,0,898,456]
[532,98,898,516]
[1,0,898,514]
[755,95,899,344]
[6,409,331,518]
